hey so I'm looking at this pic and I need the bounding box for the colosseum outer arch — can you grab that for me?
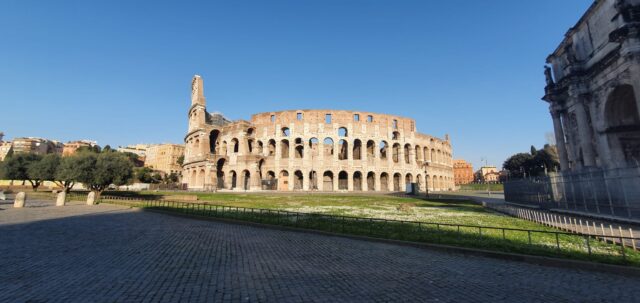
[183,75,454,192]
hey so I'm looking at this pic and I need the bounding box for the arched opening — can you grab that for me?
[247,139,254,154]
[246,127,255,136]
[323,171,334,191]
[605,84,640,163]
[424,147,429,162]
[265,171,276,190]
[231,138,239,153]
[338,171,348,190]
[309,138,319,157]
[380,141,388,160]
[353,171,362,191]
[431,149,436,163]
[405,173,413,185]
[353,139,362,160]
[230,171,237,189]
[393,173,401,191]
[295,145,304,159]
[392,131,400,140]
[415,145,422,162]
[338,127,348,137]
[209,130,220,154]
[281,140,290,159]
[216,158,226,189]
[404,144,411,164]
[366,172,375,191]
[243,170,250,190]
[281,127,290,137]
[268,140,276,156]
[417,174,423,192]
[338,139,348,160]
[380,173,389,191]
[279,170,289,191]
[366,140,375,159]
[323,138,334,157]
[392,144,400,163]
[426,175,432,191]
[309,170,318,190]
[294,170,303,190]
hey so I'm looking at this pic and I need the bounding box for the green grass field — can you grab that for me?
[457,183,504,191]
[101,191,640,266]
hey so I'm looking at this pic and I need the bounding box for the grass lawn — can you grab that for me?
[102,191,640,266]
[458,183,504,191]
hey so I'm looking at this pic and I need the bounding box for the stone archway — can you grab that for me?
[605,84,640,164]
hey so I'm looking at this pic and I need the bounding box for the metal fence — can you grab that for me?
[99,195,639,265]
[504,167,640,220]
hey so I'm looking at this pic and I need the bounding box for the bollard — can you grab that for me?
[86,192,96,206]
[14,192,26,208]
[56,191,66,207]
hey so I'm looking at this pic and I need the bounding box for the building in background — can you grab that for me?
[12,137,63,155]
[0,142,12,161]
[117,144,151,160]
[475,166,500,183]
[0,132,4,142]
[62,140,97,156]
[183,75,454,192]
[453,159,474,185]
[145,144,185,175]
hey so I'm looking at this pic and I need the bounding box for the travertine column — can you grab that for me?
[302,171,310,191]
[560,111,577,169]
[14,192,26,208]
[347,172,354,191]
[86,192,96,205]
[250,164,261,191]
[573,101,596,167]
[550,110,570,170]
[56,191,66,206]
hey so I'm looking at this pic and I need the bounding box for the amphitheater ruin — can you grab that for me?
[182,75,454,192]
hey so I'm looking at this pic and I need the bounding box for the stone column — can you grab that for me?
[347,172,353,191]
[14,192,26,208]
[56,191,66,206]
[250,164,261,191]
[86,192,96,205]
[303,171,310,191]
[560,111,578,169]
[550,110,570,171]
[573,100,596,167]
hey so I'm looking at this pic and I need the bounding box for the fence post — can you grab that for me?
[630,229,637,251]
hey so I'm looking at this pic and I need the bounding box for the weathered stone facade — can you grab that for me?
[182,75,454,192]
[544,0,640,171]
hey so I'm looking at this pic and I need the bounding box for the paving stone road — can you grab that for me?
[1,203,639,302]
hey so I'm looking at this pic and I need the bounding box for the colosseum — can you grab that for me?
[182,75,454,192]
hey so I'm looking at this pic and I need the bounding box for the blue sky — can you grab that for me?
[0,0,591,169]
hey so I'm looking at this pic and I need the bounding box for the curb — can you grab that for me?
[139,207,640,278]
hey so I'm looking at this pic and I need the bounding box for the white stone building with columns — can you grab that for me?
[544,0,640,171]
[182,75,454,192]
[520,0,640,219]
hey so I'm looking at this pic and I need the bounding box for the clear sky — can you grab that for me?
[0,0,592,170]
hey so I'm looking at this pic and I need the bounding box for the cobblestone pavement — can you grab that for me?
[1,205,639,302]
